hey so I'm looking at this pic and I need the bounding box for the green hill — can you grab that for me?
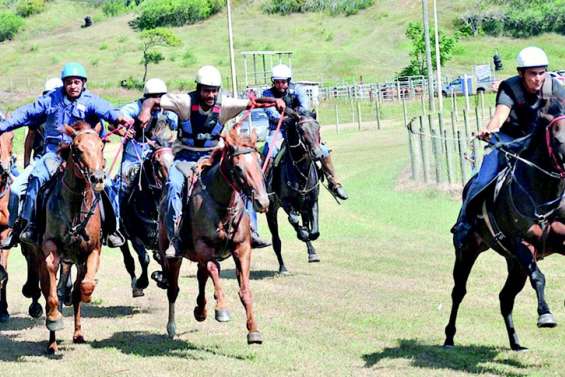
[1,0,565,108]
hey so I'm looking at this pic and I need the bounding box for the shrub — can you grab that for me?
[0,11,24,41]
[131,0,224,30]
[120,76,144,90]
[15,0,45,17]
[102,0,129,16]
[263,0,373,16]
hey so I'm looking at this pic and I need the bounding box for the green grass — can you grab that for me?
[0,120,563,376]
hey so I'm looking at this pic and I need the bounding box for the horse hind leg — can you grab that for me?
[166,257,182,338]
[72,264,86,344]
[132,238,150,293]
[22,246,43,318]
[444,241,481,348]
[266,206,287,274]
[499,258,528,351]
[40,240,63,354]
[57,262,73,312]
[0,251,9,322]
[233,244,262,345]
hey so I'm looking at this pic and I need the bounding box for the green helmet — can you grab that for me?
[61,62,87,81]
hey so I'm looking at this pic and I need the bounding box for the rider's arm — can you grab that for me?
[485,104,511,133]
[23,128,36,168]
[0,98,47,134]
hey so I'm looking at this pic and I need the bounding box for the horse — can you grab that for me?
[444,101,565,351]
[119,144,173,297]
[265,109,324,274]
[34,120,106,354]
[0,131,14,322]
[158,126,269,344]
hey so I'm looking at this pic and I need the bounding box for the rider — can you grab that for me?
[262,64,348,200]
[452,46,565,249]
[138,65,285,258]
[0,62,133,248]
[110,78,178,212]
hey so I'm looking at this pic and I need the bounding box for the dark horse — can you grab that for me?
[31,121,106,354]
[266,110,324,274]
[444,100,565,351]
[119,144,173,297]
[158,127,269,344]
[0,131,14,322]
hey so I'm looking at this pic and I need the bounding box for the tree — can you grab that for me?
[398,22,458,77]
[140,28,182,82]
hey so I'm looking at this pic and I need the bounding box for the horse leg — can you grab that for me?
[119,242,139,297]
[132,238,150,292]
[166,257,182,338]
[308,200,320,241]
[40,240,63,354]
[266,206,287,274]
[443,242,480,348]
[302,210,320,263]
[72,264,86,344]
[284,203,309,242]
[22,246,43,318]
[515,242,557,328]
[80,248,100,303]
[194,262,209,322]
[0,250,9,322]
[56,262,72,312]
[499,258,528,351]
[207,260,230,322]
[233,243,261,344]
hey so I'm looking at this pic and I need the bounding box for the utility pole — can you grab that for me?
[433,0,443,112]
[422,0,435,113]
[226,0,238,97]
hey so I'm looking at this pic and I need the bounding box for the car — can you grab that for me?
[238,108,270,142]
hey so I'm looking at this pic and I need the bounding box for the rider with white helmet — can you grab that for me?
[263,64,348,200]
[138,65,285,260]
[453,46,565,249]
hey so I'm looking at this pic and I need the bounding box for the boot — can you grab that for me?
[106,229,125,248]
[0,219,26,249]
[251,231,271,249]
[164,220,182,259]
[320,155,348,200]
[19,220,38,245]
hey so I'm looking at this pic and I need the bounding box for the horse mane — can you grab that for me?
[57,120,94,160]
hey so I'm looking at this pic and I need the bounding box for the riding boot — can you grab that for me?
[106,229,126,248]
[0,221,23,249]
[320,154,348,200]
[251,231,271,249]
[19,220,37,246]
[164,220,182,259]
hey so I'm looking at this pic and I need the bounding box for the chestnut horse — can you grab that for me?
[445,103,565,351]
[36,121,106,354]
[158,127,269,344]
[0,131,14,322]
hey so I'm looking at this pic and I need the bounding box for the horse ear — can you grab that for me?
[63,124,77,137]
[94,122,103,135]
[249,127,257,145]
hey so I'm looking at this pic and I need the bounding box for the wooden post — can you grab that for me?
[420,92,426,116]
[431,129,441,184]
[402,97,408,129]
[407,120,417,179]
[451,89,458,121]
[463,74,470,112]
[443,129,453,185]
[457,130,466,185]
[438,111,445,155]
[450,110,456,136]
[463,108,470,139]
[375,99,381,130]
[396,80,401,102]
[335,102,340,134]
[479,90,485,120]
[350,98,355,124]
[419,116,429,183]
[356,102,362,131]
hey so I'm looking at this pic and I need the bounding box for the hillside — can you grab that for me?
[1,0,565,108]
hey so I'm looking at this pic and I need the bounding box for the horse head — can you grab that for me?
[539,98,565,176]
[223,126,269,212]
[0,132,14,184]
[150,145,173,187]
[285,108,323,160]
[62,121,106,192]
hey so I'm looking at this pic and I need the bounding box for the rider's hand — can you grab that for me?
[477,129,492,142]
[274,99,286,113]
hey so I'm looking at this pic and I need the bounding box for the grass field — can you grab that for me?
[0,119,563,376]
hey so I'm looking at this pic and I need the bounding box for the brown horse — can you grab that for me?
[158,127,269,344]
[0,131,14,322]
[36,121,106,354]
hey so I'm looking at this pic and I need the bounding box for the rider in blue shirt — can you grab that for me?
[0,63,133,248]
[263,64,348,200]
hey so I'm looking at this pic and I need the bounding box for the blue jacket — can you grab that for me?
[263,84,310,130]
[120,99,178,162]
[0,87,120,153]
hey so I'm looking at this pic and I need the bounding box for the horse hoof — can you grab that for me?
[247,331,263,345]
[28,302,43,319]
[167,322,176,339]
[132,288,145,298]
[511,345,528,352]
[537,313,557,328]
[215,308,231,323]
[308,254,320,263]
[73,335,86,344]
[193,306,207,322]
[309,231,320,241]
[278,267,290,275]
[0,312,9,323]
[47,345,58,355]
[46,317,64,332]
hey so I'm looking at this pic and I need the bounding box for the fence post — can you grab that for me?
[463,74,470,112]
[431,129,441,184]
[419,116,429,183]
[463,109,470,139]
[396,80,401,102]
[474,106,481,133]
[406,119,417,179]
[451,89,458,121]
[420,93,426,116]
[443,129,453,185]
[356,102,362,131]
[335,102,340,134]
[375,99,381,130]
[402,97,408,129]
[479,90,485,120]
[350,98,355,124]
[457,130,466,186]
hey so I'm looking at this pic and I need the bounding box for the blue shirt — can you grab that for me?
[0,87,120,153]
[262,84,310,130]
[120,99,178,162]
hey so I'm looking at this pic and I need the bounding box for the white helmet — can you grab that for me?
[271,64,292,81]
[143,78,168,96]
[516,47,549,69]
[44,77,63,93]
[195,65,222,87]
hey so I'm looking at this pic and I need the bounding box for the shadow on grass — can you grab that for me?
[0,333,64,361]
[0,315,41,332]
[363,339,536,376]
[60,305,151,319]
[222,268,280,280]
[90,330,255,360]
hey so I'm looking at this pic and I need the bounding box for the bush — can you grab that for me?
[131,0,224,30]
[102,0,129,16]
[15,0,45,17]
[120,76,144,90]
[263,0,373,16]
[0,11,24,41]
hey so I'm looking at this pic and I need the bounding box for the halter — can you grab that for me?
[284,117,320,195]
